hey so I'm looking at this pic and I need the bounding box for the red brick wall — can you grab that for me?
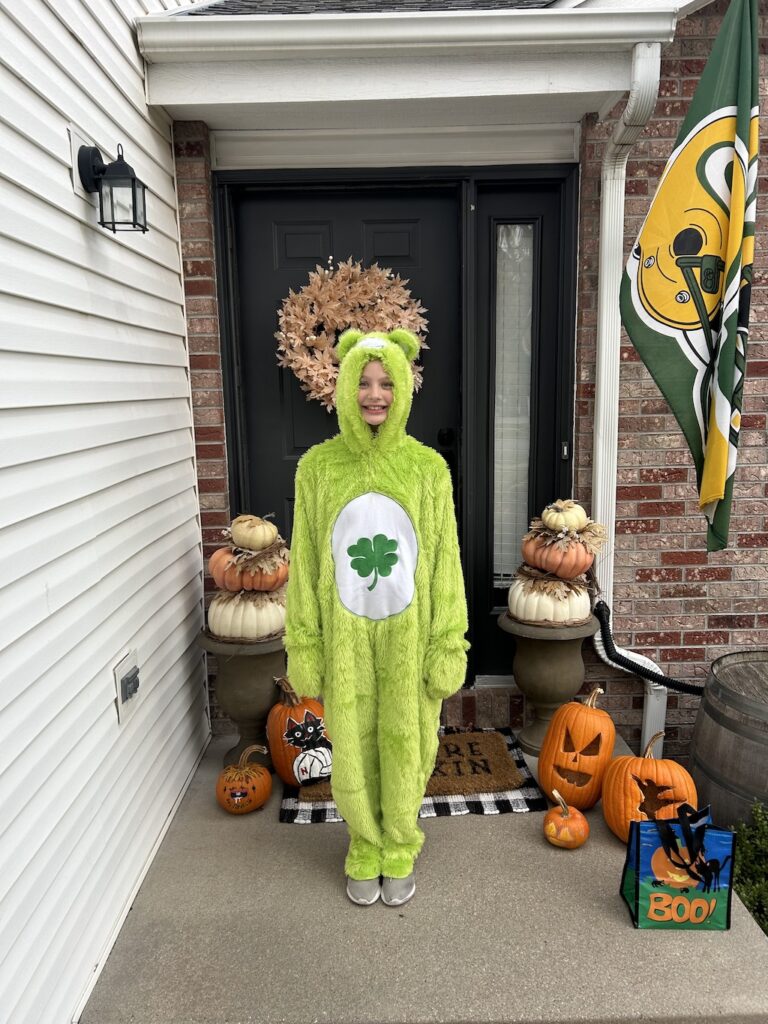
[574,0,768,760]
[175,122,230,558]
[177,0,768,754]
[174,122,231,730]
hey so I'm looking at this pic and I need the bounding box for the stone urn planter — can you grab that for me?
[497,611,599,756]
[197,630,285,768]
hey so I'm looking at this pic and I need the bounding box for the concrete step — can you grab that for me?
[81,735,768,1024]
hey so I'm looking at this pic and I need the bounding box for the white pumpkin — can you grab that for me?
[507,577,591,627]
[208,589,286,640]
[540,499,589,533]
[230,515,279,552]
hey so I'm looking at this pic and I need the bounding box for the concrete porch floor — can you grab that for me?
[81,734,768,1024]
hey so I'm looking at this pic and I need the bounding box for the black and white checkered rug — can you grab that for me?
[279,727,548,824]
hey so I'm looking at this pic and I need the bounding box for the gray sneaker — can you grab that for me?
[346,877,381,906]
[381,874,416,906]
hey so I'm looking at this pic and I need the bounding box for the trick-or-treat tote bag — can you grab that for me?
[620,804,736,930]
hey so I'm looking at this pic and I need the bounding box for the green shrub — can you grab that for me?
[733,801,768,936]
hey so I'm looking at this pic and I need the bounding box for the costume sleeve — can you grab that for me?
[423,461,471,701]
[284,458,324,699]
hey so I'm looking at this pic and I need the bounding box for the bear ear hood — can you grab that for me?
[334,328,419,455]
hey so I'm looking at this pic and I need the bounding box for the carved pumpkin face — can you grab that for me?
[543,789,590,850]
[538,689,616,810]
[215,745,272,815]
[557,725,604,784]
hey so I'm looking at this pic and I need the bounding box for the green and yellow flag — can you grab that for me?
[620,0,759,551]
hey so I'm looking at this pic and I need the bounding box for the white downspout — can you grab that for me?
[591,41,668,754]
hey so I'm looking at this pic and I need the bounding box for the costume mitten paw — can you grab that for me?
[423,640,469,700]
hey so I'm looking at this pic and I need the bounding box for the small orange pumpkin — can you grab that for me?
[538,688,616,810]
[521,535,594,580]
[266,676,332,786]
[208,546,289,592]
[601,732,698,842]
[216,745,272,814]
[543,789,590,849]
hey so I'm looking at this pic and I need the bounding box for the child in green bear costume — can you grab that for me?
[284,327,470,907]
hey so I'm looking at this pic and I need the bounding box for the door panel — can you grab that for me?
[231,185,461,536]
[468,184,574,675]
[217,167,577,686]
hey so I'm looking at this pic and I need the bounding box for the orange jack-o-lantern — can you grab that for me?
[543,789,590,849]
[602,731,698,842]
[215,744,272,814]
[538,688,616,810]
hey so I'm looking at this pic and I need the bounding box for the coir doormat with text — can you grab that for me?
[280,727,548,824]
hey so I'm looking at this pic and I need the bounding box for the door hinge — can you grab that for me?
[561,441,570,461]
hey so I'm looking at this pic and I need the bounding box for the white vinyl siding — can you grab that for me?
[0,2,207,1023]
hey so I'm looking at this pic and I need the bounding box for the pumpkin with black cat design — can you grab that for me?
[266,676,332,786]
[284,328,469,907]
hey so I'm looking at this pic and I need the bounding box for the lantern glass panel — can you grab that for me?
[134,182,147,231]
[101,178,134,230]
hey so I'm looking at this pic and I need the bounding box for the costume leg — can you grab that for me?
[374,623,441,879]
[324,638,384,880]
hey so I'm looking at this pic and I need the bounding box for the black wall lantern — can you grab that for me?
[78,144,148,233]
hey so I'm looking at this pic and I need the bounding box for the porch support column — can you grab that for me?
[592,41,661,607]
[592,41,669,754]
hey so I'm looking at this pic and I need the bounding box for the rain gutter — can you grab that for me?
[137,9,678,62]
[591,40,669,750]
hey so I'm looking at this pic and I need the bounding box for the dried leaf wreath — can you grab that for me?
[275,257,429,411]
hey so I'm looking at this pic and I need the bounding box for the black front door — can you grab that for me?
[216,167,577,682]
[230,184,461,527]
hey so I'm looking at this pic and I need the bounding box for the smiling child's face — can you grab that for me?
[357,359,393,427]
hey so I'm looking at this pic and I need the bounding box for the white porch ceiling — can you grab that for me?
[136,3,687,168]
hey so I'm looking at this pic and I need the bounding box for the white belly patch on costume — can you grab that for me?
[331,492,418,620]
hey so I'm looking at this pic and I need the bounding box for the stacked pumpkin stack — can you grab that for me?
[507,499,606,627]
[206,514,290,642]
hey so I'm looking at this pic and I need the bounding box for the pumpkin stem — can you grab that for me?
[551,788,570,817]
[238,744,268,768]
[585,686,604,708]
[643,731,666,758]
[274,675,302,706]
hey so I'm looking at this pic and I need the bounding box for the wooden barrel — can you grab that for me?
[690,650,768,828]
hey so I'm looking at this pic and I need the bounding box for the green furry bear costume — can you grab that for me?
[284,327,470,881]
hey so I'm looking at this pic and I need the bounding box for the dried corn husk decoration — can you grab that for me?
[219,532,290,573]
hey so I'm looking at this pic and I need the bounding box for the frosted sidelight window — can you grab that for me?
[493,223,533,585]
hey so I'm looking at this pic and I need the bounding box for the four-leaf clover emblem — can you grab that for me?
[347,534,399,591]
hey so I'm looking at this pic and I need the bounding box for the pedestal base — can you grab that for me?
[196,631,286,768]
[497,612,599,756]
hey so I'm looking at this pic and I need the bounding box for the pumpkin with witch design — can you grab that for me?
[602,731,698,842]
